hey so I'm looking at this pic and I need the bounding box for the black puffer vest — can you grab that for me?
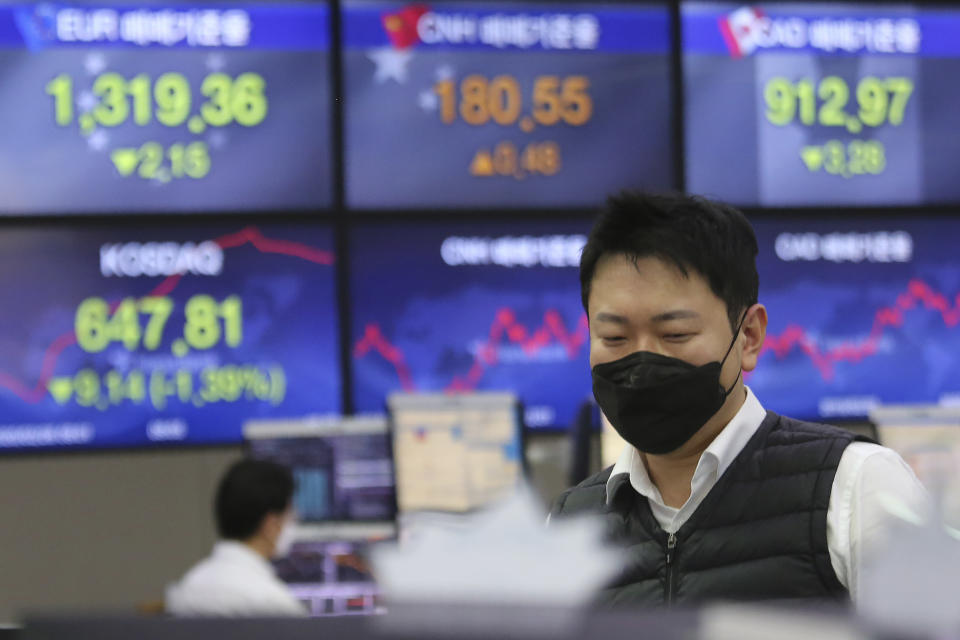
[551,412,868,607]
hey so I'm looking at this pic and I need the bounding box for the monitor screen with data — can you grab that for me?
[0,222,340,451]
[350,219,592,430]
[749,215,960,420]
[0,2,333,214]
[343,0,674,208]
[388,392,523,513]
[684,2,960,206]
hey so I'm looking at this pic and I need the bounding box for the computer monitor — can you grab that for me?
[870,406,960,479]
[244,415,397,527]
[244,415,397,616]
[273,538,382,617]
[387,392,524,514]
[870,405,960,525]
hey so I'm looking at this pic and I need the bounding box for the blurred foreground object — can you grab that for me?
[870,405,960,527]
[372,485,621,637]
[858,406,960,638]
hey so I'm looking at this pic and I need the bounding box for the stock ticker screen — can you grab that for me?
[350,221,591,430]
[0,2,333,214]
[0,223,340,451]
[342,1,674,209]
[684,2,960,206]
[749,216,960,421]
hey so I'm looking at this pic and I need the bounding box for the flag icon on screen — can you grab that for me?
[718,6,766,58]
[382,4,430,49]
[13,4,58,49]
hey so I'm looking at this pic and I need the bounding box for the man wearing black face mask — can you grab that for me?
[549,192,927,606]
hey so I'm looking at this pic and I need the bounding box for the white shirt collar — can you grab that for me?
[210,540,276,577]
[606,386,768,506]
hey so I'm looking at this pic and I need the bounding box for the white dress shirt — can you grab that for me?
[166,541,307,617]
[605,387,929,600]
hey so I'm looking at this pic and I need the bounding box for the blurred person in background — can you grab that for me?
[551,192,928,606]
[166,459,306,616]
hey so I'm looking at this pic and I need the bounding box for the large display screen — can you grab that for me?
[350,220,591,429]
[0,223,340,451]
[684,2,960,206]
[342,1,674,209]
[0,2,333,214]
[749,215,960,420]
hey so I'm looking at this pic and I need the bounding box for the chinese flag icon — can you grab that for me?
[382,4,429,49]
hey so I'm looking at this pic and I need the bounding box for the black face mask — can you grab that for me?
[591,315,745,455]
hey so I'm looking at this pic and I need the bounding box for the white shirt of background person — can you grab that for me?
[166,459,306,617]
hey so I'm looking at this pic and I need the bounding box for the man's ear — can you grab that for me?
[740,303,768,373]
[256,511,283,542]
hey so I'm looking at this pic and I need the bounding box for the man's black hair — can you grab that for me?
[215,459,294,541]
[580,192,759,330]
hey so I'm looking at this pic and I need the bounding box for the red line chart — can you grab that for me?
[357,279,960,390]
[759,279,960,381]
[353,308,590,392]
